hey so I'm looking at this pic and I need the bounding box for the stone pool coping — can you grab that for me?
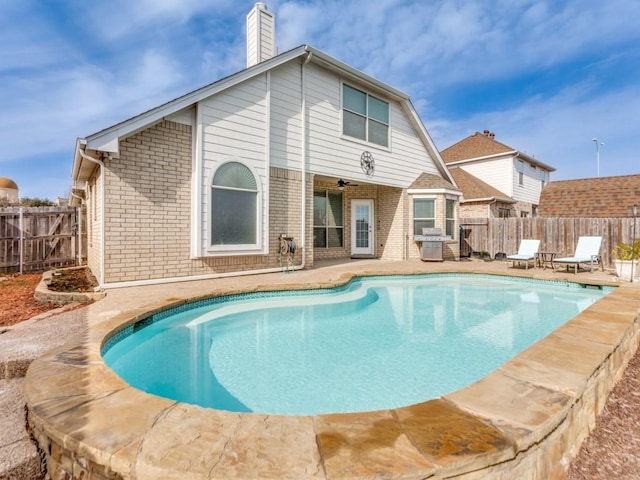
[24,268,640,479]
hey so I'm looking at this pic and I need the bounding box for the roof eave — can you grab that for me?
[461,196,517,204]
[514,151,556,172]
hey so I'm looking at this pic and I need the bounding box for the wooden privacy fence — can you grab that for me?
[0,206,87,274]
[460,217,640,269]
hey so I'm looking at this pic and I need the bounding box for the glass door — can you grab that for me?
[351,199,374,256]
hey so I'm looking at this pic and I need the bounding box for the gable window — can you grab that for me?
[413,198,435,234]
[314,190,343,248]
[517,160,524,186]
[211,162,258,246]
[342,84,389,147]
[445,199,456,238]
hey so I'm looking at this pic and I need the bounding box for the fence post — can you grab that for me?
[19,207,24,274]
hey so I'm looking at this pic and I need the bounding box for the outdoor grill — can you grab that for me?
[414,227,452,261]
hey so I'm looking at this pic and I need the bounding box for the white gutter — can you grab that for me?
[77,148,105,287]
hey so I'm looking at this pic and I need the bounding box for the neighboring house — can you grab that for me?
[71,3,460,288]
[538,174,640,218]
[440,131,555,217]
[448,167,516,218]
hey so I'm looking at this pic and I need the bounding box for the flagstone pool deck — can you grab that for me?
[21,259,640,479]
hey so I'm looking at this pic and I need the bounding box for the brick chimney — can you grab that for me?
[246,3,276,68]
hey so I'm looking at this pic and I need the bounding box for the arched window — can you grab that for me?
[211,162,258,246]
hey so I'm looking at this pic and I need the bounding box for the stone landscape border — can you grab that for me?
[34,267,106,306]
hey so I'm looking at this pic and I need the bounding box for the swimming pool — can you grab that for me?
[103,274,613,415]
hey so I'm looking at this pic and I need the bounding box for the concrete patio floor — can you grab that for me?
[3,258,640,479]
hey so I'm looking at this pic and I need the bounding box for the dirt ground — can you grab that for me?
[0,268,96,327]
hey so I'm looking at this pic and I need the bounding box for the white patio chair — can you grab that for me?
[552,236,603,274]
[506,239,540,270]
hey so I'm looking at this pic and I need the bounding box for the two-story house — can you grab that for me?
[70,3,461,289]
[441,131,555,218]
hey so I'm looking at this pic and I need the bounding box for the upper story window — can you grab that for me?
[540,169,547,189]
[413,198,435,234]
[517,159,524,186]
[313,189,343,248]
[342,84,389,147]
[211,162,258,246]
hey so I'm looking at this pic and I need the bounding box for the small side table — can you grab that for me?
[537,251,557,270]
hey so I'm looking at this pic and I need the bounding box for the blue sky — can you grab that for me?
[1,0,638,200]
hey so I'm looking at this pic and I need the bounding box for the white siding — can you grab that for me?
[512,158,545,204]
[269,62,440,187]
[198,74,269,255]
[461,157,513,197]
[304,63,439,187]
[246,4,275,68]
[270,63,302,169]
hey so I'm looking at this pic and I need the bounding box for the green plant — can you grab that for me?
[612,239,640,261]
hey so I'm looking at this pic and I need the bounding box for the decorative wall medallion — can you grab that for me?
[360,151,375,176]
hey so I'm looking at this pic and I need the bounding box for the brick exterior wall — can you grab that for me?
[99,120,313,283]
[460,201,517,219]
[89,119,458,284]
[103,120,192,283]
[407,195,459,261]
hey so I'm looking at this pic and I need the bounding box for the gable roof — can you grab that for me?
[72,44,455,186]
[448,167,514,204]
[408,172,460,192]
[440,132,555,171]
[538,174,640,218]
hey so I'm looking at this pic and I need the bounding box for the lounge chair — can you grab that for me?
[552,236,603,274]
[506,239,540,270]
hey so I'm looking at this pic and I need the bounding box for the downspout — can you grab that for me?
[299,48,313,270]
[77,148,105,288]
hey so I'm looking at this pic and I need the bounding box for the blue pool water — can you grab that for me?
[103,274,613,415]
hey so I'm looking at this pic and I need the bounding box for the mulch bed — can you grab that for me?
[0,268,97,327]
[565,346,640,479]
[0,274,54,327]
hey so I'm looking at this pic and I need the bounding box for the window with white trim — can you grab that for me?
[540,169,547,189]
[445,199,456,238]
[211,162,258,246]
[342,84,389,147]
[313,189,343,248]
[413,198,435,234]
[517,159,524,186]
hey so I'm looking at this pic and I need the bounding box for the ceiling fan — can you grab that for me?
[337,179,359,190]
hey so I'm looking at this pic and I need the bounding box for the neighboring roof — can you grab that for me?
[449,167,515,204]
[408,172,460,192]
[73,45,455,187]
[538,174,640,218]
[0,177,18,190]
[440,132,555,171]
